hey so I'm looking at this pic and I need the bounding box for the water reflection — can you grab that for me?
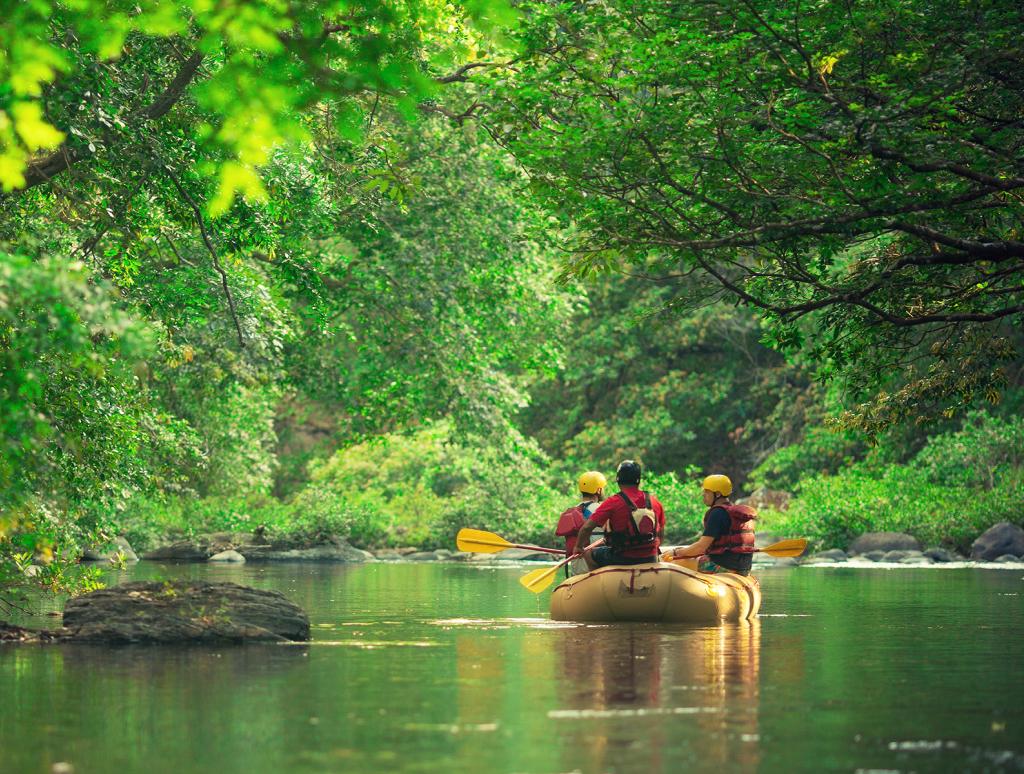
[543,621,762,772]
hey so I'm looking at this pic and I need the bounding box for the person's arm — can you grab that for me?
[575,519,598,554]
[671,507,726,558]
[671,535,714,559]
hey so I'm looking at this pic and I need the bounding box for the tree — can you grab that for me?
[487,0,1024,430]
[1,0,572,598]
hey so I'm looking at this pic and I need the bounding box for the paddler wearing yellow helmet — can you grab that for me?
[554,471,608,576]
[666,474,758,576]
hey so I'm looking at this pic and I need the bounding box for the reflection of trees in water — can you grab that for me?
[2,642,312,771]
[552,622,762,772]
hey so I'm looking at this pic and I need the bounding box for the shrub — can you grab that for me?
[761,464,1024,552]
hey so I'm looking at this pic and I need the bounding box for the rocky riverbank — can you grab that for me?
[77,521,1024,570]
[766,523,1024,568]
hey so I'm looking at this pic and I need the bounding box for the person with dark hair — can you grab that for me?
[574,460,665,570]
[667,474,756,576]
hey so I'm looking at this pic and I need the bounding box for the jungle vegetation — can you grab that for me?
[1,0,1021,604]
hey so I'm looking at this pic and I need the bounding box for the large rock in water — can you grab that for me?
[82,536,139,563]
[62,581,309,643]
[848,532,921,555]
[971,522,1024,561]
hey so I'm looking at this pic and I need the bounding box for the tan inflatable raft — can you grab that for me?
[550,559,761,623]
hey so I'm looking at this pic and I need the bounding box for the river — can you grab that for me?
[1,562,1022,773]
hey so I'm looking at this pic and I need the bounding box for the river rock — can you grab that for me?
[736,487,791,512]
[773,557,799,567]
[899,555,933,565]
[994,554,1022,563]
[82,536,138,563]
[813,549,848,561]
[406,551,438,561]
[241,542,374,562]
[849,532,921,555]
[971,522,1024,561]
[862,550,886,561]
[881,549,920,562]
[374,550,403,560]
[208,550,245,563]
[923,547,956,563]
[61,581,309,643]
[433,549,454,560]
[143,540,215,561]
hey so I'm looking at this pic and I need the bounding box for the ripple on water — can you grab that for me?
[548,707,722,719]
[429,617,582,629]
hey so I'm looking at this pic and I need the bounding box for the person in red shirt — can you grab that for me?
[574,460,665,570]
[554,471,607,576]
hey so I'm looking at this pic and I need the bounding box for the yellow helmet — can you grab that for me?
[702,474,732,497]
[578,471,607,494]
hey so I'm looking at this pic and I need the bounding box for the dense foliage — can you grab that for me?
[487,0,1024,431]
[1,1,1022,604]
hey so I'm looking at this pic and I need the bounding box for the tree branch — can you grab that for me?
[18,52,205,191]
[159,164,246,348]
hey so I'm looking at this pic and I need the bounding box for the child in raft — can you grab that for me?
[667,474,756,576]
[555,471,606,576]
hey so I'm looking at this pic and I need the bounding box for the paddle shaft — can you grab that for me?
[455,528,565,556]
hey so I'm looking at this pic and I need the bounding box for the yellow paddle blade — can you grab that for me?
[456,528,515,554]
[519,563,562,594]
[759,538,808,558]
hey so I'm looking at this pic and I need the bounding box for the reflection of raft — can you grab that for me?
[550,560,761,623]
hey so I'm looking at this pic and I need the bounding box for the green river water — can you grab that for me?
[1,562,1023,773]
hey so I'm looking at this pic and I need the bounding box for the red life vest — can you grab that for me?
[704,503,757,555]
[606,492,658,552]
[555,504,586,555]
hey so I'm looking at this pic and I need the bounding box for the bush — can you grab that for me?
[760,464,1024,552]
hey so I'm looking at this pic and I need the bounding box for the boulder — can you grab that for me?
[433,549,454,560]
[82,536,139,563]
[848,532,921,555]
[208,550,245,563]
[994,554,1022,564]
[61,581,309,643]
[923,547,956,563]
[899,555,933,565]
[773,557,799,567]
[406,551,438,561]
[812,549,848,561]
[374,550,403,561]
[882,550,915,562]
[970,522,1024,561]
[143,540,214,562]
[240,542,374,562]
[736,487,791,512]
[863,551,886,561]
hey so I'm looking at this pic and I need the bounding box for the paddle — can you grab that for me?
[519,539,605,594]
[660,538,808,562]
[456,528,564,556]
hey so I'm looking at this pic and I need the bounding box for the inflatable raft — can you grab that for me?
[550,560,760,623]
